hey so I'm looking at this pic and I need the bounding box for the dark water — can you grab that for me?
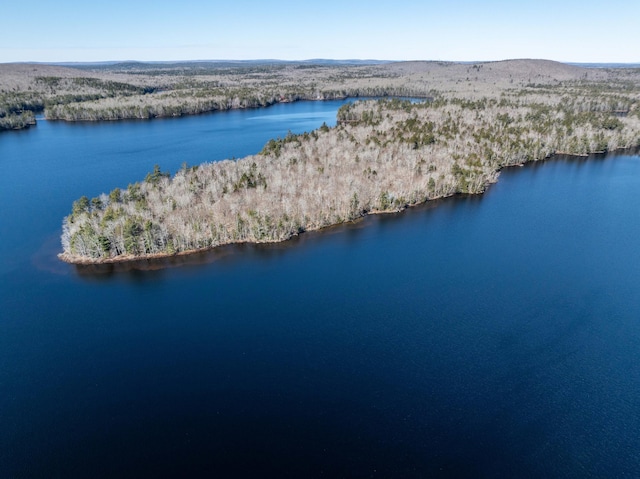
[1,102,639,478]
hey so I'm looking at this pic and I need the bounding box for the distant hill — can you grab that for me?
[39,59,392,70]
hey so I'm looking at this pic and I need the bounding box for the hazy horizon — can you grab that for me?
[4,59,640,68]
[2,0,639,64]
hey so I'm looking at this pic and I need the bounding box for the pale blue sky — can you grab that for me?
[2,0,639,63]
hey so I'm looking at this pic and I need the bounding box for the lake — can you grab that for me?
[1,101,639,477]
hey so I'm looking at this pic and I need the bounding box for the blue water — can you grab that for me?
[1,102,639,477]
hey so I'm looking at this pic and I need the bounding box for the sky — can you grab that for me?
[2,0,639,63]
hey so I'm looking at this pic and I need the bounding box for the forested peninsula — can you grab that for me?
[3,60,633,263]
[54,59,640,264]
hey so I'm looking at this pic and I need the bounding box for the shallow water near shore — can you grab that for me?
[1,102,640,477]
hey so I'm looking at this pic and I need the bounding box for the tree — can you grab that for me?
[145,164,170,186]
[72,196,90,217]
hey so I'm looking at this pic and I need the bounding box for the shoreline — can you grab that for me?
[58,188,466,266]
[41,94,431,125]
[3,96,353,131]
[58,146,640,267]
[56,198,446,265]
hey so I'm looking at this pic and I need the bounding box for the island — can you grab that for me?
[51,59,640,264]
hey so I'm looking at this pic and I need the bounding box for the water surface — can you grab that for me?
[1,103,639,477]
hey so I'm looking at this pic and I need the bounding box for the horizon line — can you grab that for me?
[2,58,640,67]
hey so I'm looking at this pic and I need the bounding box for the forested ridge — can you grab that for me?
[59,72,640,263]
[3,59,638,130]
